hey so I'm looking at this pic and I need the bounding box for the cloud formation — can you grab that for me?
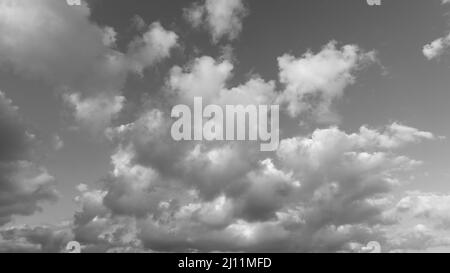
[423,34,450,60]
[0,1,443,253]
[64,93,125,134]
[277,41,376,122]
[185,0,248,43]
[0,0,178,133]
[0,92,58,226]
[66,67,435,252]
[423,0,450,59]
[0,224,71,253]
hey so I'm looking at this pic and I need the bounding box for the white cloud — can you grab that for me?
[0,224,71,253]
[423,35,450,60]
[127,22,179,75]
[169,56,233,104]
[277,41,376,122]
[372,190,450,252]
[0,0,178,134]
[0,0,110,84]
[185,0,248,43]
[395,192,450,228]
[64,93,125,134]
[57,40,436,251]
[422,0,450,59]
[51,135,64,151]
[0,0,441,253]
[168,55,277,107]
[72,104,434,252]
[0,92,58,226]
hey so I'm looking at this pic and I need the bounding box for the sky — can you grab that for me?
[1,0,450,253]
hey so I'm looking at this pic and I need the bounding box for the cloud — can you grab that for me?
[0,44,424,252]
[395,192,450,229]
[51,135,64,151]
[0,224,71,253]
[423,0,450,59]
[0,0,115,86]
[423,35,450,60]
[0,41,433,252]
[185,0,248,43]
[74,104,433,252]
[168,55,276,107]
[0,92,58,226]
[275,124,427,230]
[127,22,179,76]
[379,192,450,252]
[277,41,376,122]
[53,39,435,252]
[72,184,142,252]
[0,0,178,133]
[64,93,125,134]
[0,1,441,253]
[168,56,233,104]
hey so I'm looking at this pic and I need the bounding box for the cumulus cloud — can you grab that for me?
[168,56,234,104]
[378,191,450,252]
[423,0,450,59]
[73,99,434,252]
[0,0,178,132]
[64,93,125,134]
[0,41,433,252]
[423,35,450,60]
[51,134,64,151]
[71,184,142,252]
[168,55,276,107]
[0,46,431,252]
[0,0,442,253]
[127,22,179,75]
[277,41,376,122]
[395,192,450,229]
[0,224,71,253]
[0,92,58,226]
[185,0,248,43]
[0,0,109,84]
[42,38,434,252]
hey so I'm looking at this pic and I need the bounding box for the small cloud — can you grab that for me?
[52,134,64,151]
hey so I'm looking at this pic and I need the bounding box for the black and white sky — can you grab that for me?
[1,0,450,253]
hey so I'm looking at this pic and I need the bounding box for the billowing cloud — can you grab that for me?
[395,192,450,229]
[64,93,125,134]
[423,0,450,59]
[185,0,248,43]
[71,99,434,252]
[168,55,276,106]
[0,0,444,254]
[34,35,432,252]
[277,41,376,122]
[423,35,450,60]
[0,92,58,226]
[168,56,234,104]
[381,191,450,252]
[72,184,142,253]
[0,0,110,84]
[0,0,178,132]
